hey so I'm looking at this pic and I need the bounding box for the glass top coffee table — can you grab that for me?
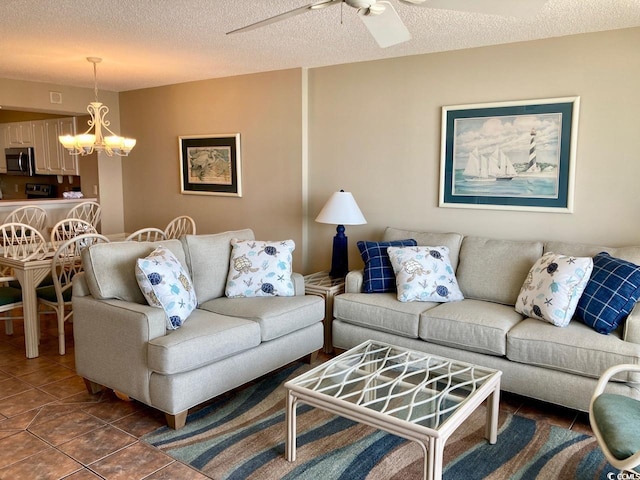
[285,340,502,480]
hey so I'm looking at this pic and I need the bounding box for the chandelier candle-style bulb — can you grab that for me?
[58,57,136,157]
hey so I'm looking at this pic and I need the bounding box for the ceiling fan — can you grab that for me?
[227,0,549,49]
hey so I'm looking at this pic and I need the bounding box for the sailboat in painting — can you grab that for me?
[463,147,496,183]
[489,147,517,180]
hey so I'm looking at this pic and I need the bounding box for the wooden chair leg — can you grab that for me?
[301,350,319,365]
[83,378,104,395]
[165,410,188,430]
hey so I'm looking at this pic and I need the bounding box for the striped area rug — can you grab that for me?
[142,363,617,479]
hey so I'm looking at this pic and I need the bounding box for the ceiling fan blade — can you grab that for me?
[399,0,549,18]
[227,0,340,35]
[359,1,411,48]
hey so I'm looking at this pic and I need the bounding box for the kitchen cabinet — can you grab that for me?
[32,118,79,176]
[3,121,34,146]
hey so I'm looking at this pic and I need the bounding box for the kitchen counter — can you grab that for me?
[0,197,99,235]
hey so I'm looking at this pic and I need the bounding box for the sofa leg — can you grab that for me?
[83,378,104,395]
[166,411,188,430]
[301,350,319,365]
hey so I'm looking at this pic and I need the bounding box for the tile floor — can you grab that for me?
[0,315,594,480]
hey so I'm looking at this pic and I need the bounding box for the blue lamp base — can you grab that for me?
[329,224,349,278]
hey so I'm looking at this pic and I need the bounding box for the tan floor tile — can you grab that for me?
[64,468,105,479]
[39,374,88,399]
[29,404,80,427]
[0,431,50,469]
[145,461,211,479]
[29,410,105,446]
[17,363,76,387]
[81,392,146,423]
[0,377,33,400]
[0,355,55,376]
[0,446,83,480]
[0,370,9,381]
[0,388,57,417]
[112,408,166,437]
[58,425,137,465]
[0,409,40,430]
[90,442,173,480]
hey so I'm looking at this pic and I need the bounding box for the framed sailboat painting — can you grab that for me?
[439,97,580,213]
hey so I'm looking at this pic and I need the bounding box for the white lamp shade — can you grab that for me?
[315,191,367,225]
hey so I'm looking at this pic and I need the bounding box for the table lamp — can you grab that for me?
[315,190,367,278]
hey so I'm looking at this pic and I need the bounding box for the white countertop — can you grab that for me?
[0,197,98,207]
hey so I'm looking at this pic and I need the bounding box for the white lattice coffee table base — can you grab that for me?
[285,340,501,480]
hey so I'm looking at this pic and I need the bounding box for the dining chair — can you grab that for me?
[50,218,97,250]
[590,364,640,474]
[65,201,102,230]
[37,233,110,355]
[4,205,47,233]
[164,215,196,239]
[125,227,167,242]
[0,222,48,336]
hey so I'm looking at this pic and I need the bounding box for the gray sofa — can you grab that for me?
[333,227,640,412]
[72,229,324,429]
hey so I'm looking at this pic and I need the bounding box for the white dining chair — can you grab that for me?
[37,233,110,355]
[4,206,47,233]
[65,201,102,230]
[164,215,196,239]
[125,228,167,242]
[50,218,97,250]
[0,222,48,336]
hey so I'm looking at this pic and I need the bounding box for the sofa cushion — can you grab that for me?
[576,252,640,334]
[507,318,640,382]
[419,299,524,356]
[135,246,197,330]
[81,239,187,304]
[334,292,438,338]
[357,239,417,293]
[456,236,543,306]
[181,229,254,303]
[515,252,593,328]
[199,295,324,342]
[387,246,464,303]
[147,309,261,375]
[382,228,464,270]
[225,239,295,298]
[544,241,640,266]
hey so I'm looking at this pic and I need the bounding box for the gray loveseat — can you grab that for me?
[73,229,324,429]
[333,227,640,412]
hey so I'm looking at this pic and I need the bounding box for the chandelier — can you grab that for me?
[59,57,136,157]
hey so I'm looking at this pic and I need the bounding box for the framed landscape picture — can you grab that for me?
[439,97,580,213]
[179,134,242,197]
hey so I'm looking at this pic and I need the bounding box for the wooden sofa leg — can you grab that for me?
[83,378,104,395]
[165,411,188,430]
[301,350,319,365]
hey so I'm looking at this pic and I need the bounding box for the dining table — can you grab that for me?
[1,232,128,358]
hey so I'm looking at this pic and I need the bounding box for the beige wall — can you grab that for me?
[306,27,640,273]
[119,69,305,265]
[0,78,125,233]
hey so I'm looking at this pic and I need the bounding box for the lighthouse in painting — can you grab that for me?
[524,128,540,173]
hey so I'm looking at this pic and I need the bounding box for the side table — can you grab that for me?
[303,271,345,353]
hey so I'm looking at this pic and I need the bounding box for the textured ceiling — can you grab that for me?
[1,0,639,92]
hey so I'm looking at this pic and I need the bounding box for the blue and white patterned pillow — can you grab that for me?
[225,239,295,298]
[135,246,197,330]
[576,252,640,334]
[357,239,417,293]
[387,246,464,303]
[515,252,593,328]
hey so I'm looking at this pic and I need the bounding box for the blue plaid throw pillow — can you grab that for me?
[576,252,640,334]
[357,239,417,293]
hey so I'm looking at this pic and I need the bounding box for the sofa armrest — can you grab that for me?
[72,293,167,404]
[624,302,640,344]
[345,269,364,293]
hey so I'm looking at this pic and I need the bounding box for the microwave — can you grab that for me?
[5,147,36,176]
